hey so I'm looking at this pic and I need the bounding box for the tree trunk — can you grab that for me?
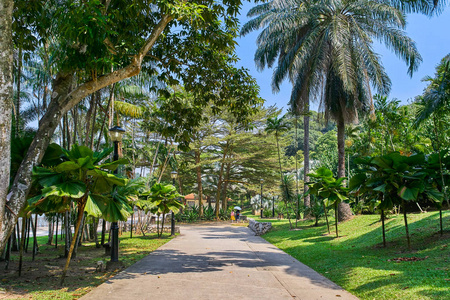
[15,47,22,136]
[18,217,25,276]
[60,201,86,285]
[32,214,38,260]
[0,0,14,246]
[195,150,203,217]
[215,143,228,218]
[402,200,411,250]
[295,114,299,225]
[381,209,386,247]
[47,217,54,245]
[0,14,174,252]
[101,219,106,246]
[64,210,71,258]
[276,134,283,183]
[84,93,95,146]
[221,162,231,212]
[303,109,310,212]
[337,116,352,221]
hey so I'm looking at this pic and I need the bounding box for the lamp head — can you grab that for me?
[260,178,264,184]
[171,171,178,179]
[109,126,126,142]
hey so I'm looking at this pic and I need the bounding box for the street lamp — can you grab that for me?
[260,179,264,219]
[170,171,178,236]
[109,125,125,263]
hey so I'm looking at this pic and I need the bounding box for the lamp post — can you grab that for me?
[109,125,125,263]
[170,171,178,236]
[260,179,264,219]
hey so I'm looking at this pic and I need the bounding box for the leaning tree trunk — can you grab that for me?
[0,0,14,246]
[337,116,353,221]
[0,14,174,253]
[60,200,86,285]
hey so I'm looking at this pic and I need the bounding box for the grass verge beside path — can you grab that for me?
[260,211,450,300]
[0,233,173,299]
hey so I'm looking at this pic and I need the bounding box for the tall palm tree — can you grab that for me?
[265,115,290,183]
[243,0,421,220]
[242,0,316,211]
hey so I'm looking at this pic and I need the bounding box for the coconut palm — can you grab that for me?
[265,115,290,182]
[243,0,421,220]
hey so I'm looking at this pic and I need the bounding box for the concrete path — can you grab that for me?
[81,224,358,300]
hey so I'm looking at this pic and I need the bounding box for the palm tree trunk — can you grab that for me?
[337,116,352,221]
[276,135,283,183]
[304,110,311,212]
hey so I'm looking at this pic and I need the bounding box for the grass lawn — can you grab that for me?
[0,232,173,299]
[259,210,450,300]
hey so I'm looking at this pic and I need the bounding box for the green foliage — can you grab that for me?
[263,212,450,300]
[29,144,130,221]
[147,183,184,237]
[307,167,348,236]
[350,151,448,247]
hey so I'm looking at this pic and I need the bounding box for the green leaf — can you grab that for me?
[99,158,129,171]
[349,173,367,191]
[371,156,392,169]
[93,147,113,164]
[32,167,63,187]
[69,144,94,160]
[85,195,103,217]
[398,186,419,201]
[88,169,127,193]
[55,161,81,173]
[44,181,86,199]
[373,184,386,193]
[425,188,444,203]
[77,156,94,169]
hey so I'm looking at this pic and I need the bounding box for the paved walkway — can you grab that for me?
[81,224,358,300]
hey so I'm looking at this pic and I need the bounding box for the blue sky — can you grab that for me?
[235,2,450,111]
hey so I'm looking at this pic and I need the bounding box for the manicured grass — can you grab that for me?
[0,233,173,299]
[261,211,450,300]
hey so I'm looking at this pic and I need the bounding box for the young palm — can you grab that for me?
[243,0,421,220]
[265,115,290,182]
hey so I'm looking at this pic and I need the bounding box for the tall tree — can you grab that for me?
[0,0,261,251]
[244,0,421,221]
[265,115,290,182]
[0,0,14,238]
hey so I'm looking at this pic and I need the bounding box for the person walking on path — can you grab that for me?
[230,211,235,222]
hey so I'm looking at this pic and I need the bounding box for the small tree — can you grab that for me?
[147,183,184,238]
[29,144,130,284]
[307,167,348,237]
